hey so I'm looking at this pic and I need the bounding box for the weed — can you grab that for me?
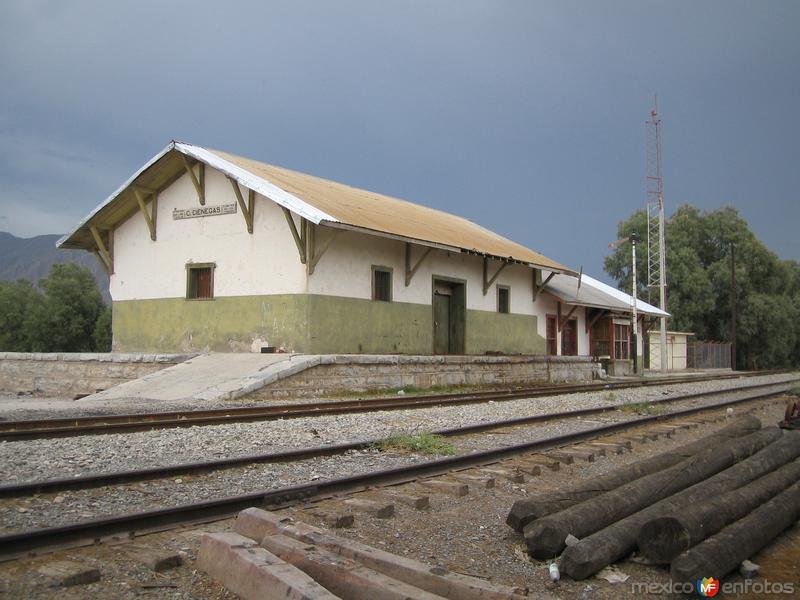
[619,402,665,415]
[378,432,455,455]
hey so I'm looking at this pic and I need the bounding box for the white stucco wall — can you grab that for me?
[308,228,541,314]
[109,162,596,355]
[111,167,307,301]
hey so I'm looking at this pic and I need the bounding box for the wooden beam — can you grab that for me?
[539,272,556,293]
[107,227,114,268]
[557,301,562,332]
[532,268,541,301]
[247,189,255,234]
[586,309,609,334]
[228,178,254,234]
[133,189,156,241]
[483,257,509,295]
[90,250,108,275]
[307,226,339,275]
[405,243,432,286]
[89,225,113,275]
[151,193,158,241]
[282,207,306,263]
[559,304,578,330]
[306,222,315,274]
[198,162,205,205]
[181,154,205,205]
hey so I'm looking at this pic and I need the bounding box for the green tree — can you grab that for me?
[0,279,43,350]
[25,263,106,352]
[605,204,799,369]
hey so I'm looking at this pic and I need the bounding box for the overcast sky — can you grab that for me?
[1,1,798,283]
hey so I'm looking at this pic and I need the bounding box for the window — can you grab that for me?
[591,317,611,357]
[186,263,215,300]
[561,318,578,356]
[614,323,630,359]
[497,286,510,313]
[372,266,392,302]
[546,315,557,355]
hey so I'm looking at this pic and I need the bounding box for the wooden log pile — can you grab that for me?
[507,417,800,583]
[506,415,762,532]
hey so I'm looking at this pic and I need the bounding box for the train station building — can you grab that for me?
[58,141,666,365]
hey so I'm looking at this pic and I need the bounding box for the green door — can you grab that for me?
[433,292,450,355]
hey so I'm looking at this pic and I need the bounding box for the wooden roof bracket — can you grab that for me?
[306,223,339,275]
[133,187,157,241]
[282,208,306,264]
[181,155,205,205]
[483,257,509,296]
[228,178,254,234]
[586,308,609,333]
[559,303,578,331]
[538,272,556,296]
[531,268,541,301]
[89,225,113,275]
[405,243,432,286]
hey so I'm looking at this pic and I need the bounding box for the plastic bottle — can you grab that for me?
[548,562,560,582]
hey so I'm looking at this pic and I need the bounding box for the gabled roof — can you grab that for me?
[58,141,576,275]
[545,273,669,318]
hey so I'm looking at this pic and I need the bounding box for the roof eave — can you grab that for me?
[57,141,179,249]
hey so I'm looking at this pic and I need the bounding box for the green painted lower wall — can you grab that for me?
[306,295,431,354]
[112,295,311,353]
[466,310,546,355]
[112,294,545,355]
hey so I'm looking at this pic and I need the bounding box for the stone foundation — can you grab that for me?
[247,354,600,401]
[0,352,195,397]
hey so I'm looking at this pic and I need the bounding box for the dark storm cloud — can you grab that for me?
[1,1,798,280]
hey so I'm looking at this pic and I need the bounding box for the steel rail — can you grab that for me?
[0,379,795,499]
[0,386,789,562]
[0,371,786,441]
[0,382,791,510]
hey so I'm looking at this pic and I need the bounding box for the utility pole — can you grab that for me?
[730,242,737,370]
[630,232,639,374]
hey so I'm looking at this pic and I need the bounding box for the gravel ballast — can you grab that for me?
[0,375,794,535]
[0,374,795,486]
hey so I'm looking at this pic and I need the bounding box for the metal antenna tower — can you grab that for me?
[645,101,668,372]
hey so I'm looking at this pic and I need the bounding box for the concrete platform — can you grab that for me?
[1,352,600,412]
[81,353,319,403]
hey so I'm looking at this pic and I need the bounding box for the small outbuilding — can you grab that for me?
[647,330,696,371]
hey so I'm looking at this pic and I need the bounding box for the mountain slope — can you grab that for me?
[0,232,110,302]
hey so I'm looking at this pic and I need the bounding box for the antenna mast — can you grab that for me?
[646,101,668,372]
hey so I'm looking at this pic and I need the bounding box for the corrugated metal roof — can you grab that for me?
[545,273,669,317]
[58,141,575,275]
[581,274,670,317]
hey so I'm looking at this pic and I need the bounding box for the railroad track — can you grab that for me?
[0,381,794,562]
[0,370,788,440]
[0,378,795,500]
